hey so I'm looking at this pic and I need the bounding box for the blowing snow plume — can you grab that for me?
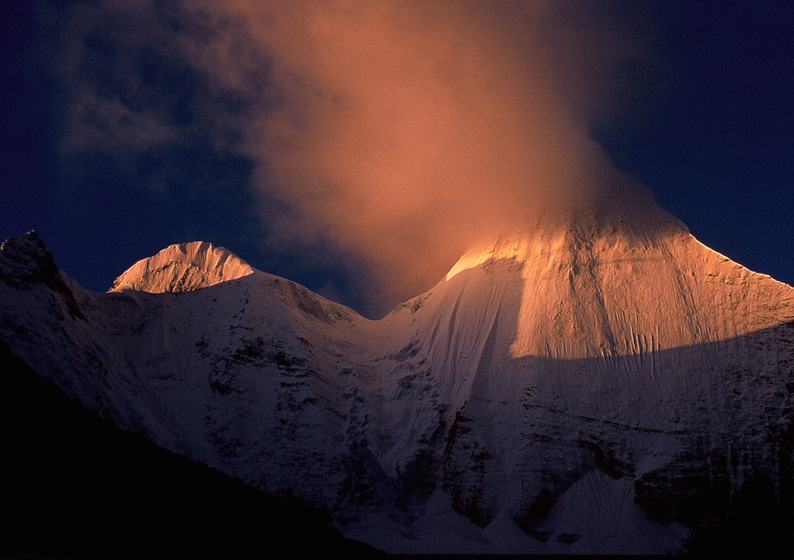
[53,0,664,317]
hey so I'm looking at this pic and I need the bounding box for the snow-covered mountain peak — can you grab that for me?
[0,230,58,280]
[433,213,794,362]
[444,205,688,283]
[0,231,79,304]
[109,241,255,293]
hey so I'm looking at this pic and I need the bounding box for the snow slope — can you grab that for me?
[1,218,792,554]
[109,241,254,293]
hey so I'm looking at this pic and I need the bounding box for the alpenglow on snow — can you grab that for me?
[1,206,793,554]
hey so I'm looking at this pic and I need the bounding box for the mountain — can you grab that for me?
[109,240,255,293]
[1,217,793,555]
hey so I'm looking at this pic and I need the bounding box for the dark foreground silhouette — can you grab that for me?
[0,341,382,558]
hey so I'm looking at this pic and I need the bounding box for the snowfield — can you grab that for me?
[1,214,793,554]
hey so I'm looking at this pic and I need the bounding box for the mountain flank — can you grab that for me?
[1,226,792,555]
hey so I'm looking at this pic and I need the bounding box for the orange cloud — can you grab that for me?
[57,0,662,316]
[200,1,652,313]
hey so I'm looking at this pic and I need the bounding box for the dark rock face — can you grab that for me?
[0,230,54,285]
[634,404,794,555]
[0,230,83,319]
[444,408,498,528]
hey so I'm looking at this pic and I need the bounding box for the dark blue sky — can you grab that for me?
[591,1,793,289]
[2,1,792,317]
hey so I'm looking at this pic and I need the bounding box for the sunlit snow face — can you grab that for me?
[480,231,792,360]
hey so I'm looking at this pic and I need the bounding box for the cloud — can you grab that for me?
[230,1,661,312]
[62,87,178,156]
[49,0,662,317]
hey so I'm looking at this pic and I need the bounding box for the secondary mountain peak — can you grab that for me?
[109,241,254,293]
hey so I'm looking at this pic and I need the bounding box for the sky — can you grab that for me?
[1,1,792,319]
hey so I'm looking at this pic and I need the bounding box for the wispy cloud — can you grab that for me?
[50,0,663,316]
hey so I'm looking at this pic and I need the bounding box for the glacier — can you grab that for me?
[1,214,793,554]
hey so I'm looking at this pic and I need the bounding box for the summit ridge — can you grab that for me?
[109,241,255,293]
